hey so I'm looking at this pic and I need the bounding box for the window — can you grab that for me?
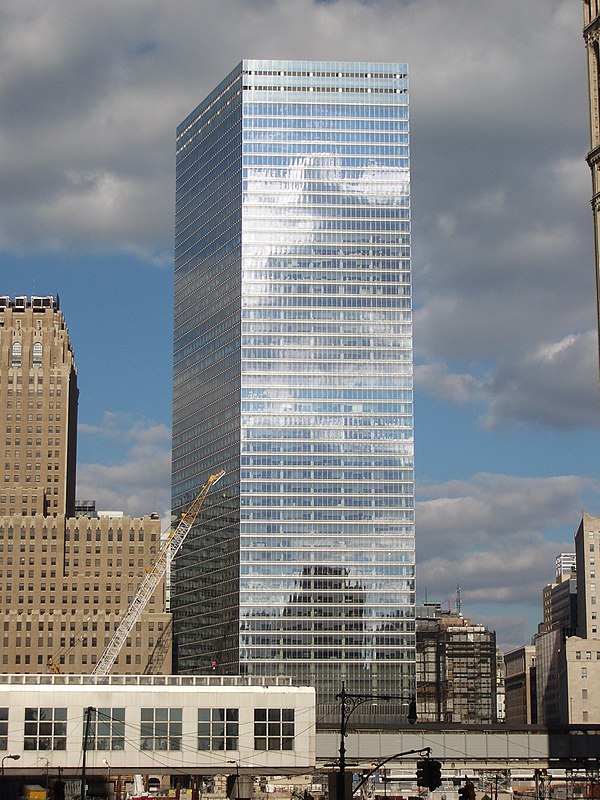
[32,343,42,368]
[140,708,182,751]
[198,708,239,751]
[11,342,22,367]
[24,707,67,750]
[254,708,294,751]
[0,707,7,749]
[85,708,125,751]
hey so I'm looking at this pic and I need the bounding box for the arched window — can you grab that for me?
[11,341,22,367]
[32,342,42,368]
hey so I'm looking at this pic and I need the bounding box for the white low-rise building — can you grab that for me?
[0,674,316,776]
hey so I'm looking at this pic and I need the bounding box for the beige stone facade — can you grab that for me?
[583,1,600,367]
[504,645,536,724]
[575,510,600,638]
[0,296,78,517]
[0,513,171,673]
[0,296,171,675]
[563,636,600,724]
[535,512,600,723]
[542,577,577,634]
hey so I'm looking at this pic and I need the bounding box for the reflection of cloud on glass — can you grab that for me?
[350,165,410,200]
[244,155,409,241]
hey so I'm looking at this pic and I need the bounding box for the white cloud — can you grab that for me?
[416,472,600,646]
[415,361,481,405]
[469,189,506,217]
[0,0,595,431]
[483,330,600,429]
[476,613,533,654]
[416,329,600,430]
[437,213,457,235]
[77,414,171,520]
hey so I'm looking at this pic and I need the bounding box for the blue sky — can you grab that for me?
[1,0,599,651]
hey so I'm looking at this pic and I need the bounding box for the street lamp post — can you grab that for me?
[336,682,416,800]
[42,760,49,795]
[226,760,254,800]
[1,757,20,778]
[227,760,240,800]
[103,759,111,800]
[1,755,21,800]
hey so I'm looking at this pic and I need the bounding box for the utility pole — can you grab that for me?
[1,755,20,800]
[81,706,94,800]
[336,682,417,800]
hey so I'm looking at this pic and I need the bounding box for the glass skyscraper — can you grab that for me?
[173,60,415,709]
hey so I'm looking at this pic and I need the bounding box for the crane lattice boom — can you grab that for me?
[92,470,225,676]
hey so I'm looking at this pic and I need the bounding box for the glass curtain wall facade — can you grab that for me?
[174,60,415,707]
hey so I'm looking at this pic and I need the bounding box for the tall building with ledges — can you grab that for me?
[0,296,171,674]
[173,60,415,712]
[0,295,78,517]
[583,1,600,367]
[525,513,600,724]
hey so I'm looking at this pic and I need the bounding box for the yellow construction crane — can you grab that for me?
[47,657,62,674]
[91,470,225,676]
[47,616,92,674]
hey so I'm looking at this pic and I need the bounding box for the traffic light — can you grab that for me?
[417,760,442,791]
[458,781,476,800]
[407,698,418,725]
[424,760,442,791]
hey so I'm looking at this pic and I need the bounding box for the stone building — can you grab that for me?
[0,295,78,517]
[582,0,600,366]
[532,512,600,724]
[0,296,171,674]
[504,645,537,724]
